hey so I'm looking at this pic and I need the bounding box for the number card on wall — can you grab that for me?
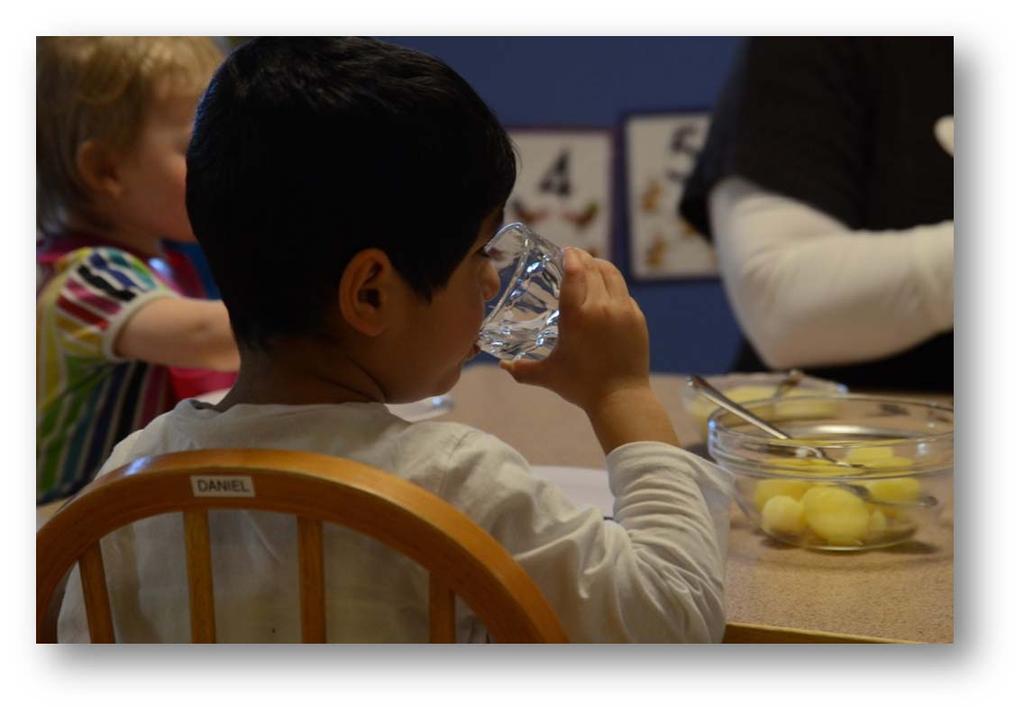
[506,129,613,260]
[624,112,716,279]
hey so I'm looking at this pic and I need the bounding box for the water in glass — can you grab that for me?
[477,223,563,361]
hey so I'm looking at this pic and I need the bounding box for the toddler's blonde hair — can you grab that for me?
[37,36,225,235]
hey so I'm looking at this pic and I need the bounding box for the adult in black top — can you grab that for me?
[680,37,953,392]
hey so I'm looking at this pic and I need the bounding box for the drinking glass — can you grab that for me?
[477,222,564,361]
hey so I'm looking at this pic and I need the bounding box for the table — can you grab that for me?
[36,365,952,643]
[446,365,954,644]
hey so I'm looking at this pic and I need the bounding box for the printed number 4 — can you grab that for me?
[539,150,572,198]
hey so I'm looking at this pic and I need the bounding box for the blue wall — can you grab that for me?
[382,36,745,374]
[184,37,747,375]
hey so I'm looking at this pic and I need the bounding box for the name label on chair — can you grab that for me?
[190,475,255,498]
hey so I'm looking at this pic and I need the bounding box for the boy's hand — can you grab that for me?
[501,248,679,452]
[501,247,648,411]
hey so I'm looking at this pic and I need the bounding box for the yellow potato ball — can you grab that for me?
[724,386,777,403]
[802,486,871,546]
[863,477,922,503]
[866,507,888,539]
[688,386,775,427]
[847,446,914,475]
[858,476,923,517]
[863,456,914,474]
[761,495,807,535]
[771,396,841,422]
[754,479,811,510]
[846,446,895,463]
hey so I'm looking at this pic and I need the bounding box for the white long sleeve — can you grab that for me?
[442,432,731,643]
[58,399,732,643]
[708,175,954,369]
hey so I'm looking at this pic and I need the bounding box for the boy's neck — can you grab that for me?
[215,340,388,410]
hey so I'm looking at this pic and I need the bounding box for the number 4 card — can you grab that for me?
[506,128,613,260]
[623,111,717,279]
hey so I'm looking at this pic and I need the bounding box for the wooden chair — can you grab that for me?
[37,448,569,644]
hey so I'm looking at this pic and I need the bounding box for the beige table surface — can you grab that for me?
[446,364,954,643]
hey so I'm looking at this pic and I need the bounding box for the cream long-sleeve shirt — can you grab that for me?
[57,398,733,643]
[709,175,954,369]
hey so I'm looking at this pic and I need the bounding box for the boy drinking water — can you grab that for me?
[57,37,732,643]
[36,37,239,504]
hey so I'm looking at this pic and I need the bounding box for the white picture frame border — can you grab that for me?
[620,108,719,281]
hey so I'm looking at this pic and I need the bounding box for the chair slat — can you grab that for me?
[183,509,216,643]
[297,517,326,643]
[429,573,456,643]
[79,541,114,643]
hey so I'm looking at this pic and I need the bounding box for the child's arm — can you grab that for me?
[441,429,730,642]
[501,247,677,453]
[114,297,239,372]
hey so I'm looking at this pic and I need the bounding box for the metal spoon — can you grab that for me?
[688,375,938,509]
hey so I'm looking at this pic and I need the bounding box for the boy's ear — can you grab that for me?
[338,248,398,337]
[75,139,123,198]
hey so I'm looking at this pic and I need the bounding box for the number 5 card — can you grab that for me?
[623,111,717,279]
[506,128,613,260]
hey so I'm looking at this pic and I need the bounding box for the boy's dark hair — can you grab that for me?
[186,37,516,350]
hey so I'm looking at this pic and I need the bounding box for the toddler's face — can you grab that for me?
[388,209,504,401]
[110,83,205,244]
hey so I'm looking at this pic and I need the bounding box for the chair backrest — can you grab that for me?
[37,448,569,644]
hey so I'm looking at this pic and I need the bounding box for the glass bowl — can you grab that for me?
[681,372,847,442]
[707,395,953,551]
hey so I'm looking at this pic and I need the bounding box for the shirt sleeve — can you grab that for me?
[438,431,734,643]
[710,175,954,368]
[40,247,177,363]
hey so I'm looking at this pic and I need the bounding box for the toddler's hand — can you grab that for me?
[501,247,651,414]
